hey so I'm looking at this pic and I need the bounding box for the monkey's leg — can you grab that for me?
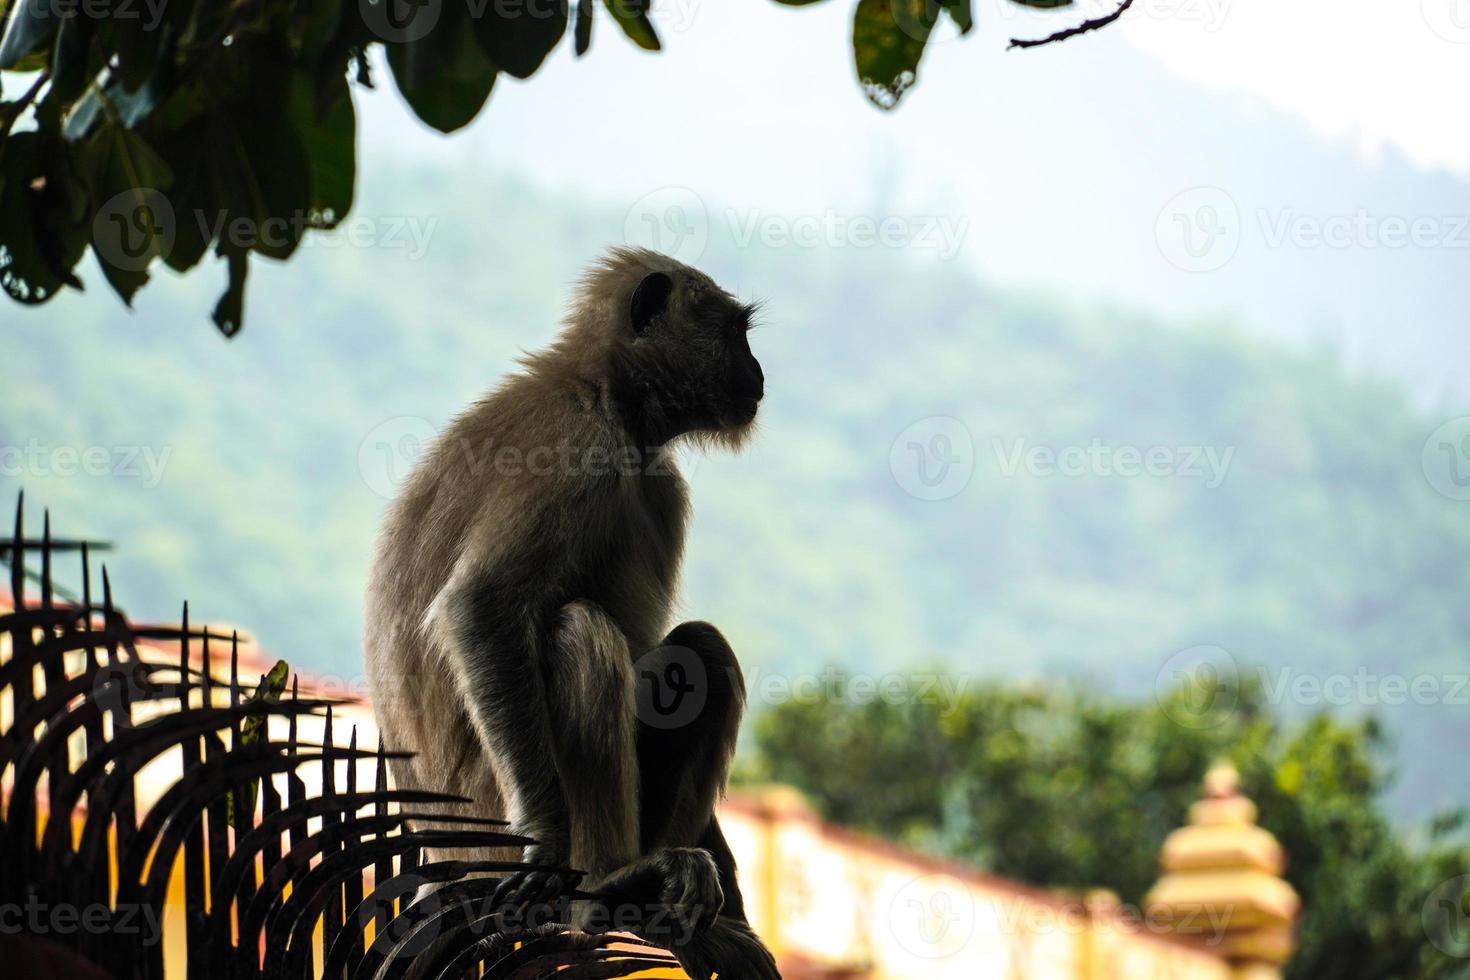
[634,621,745,852]
[543,601,643,881]
[595,622,781,979]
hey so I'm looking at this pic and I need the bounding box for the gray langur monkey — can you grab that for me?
[363,247,780,979]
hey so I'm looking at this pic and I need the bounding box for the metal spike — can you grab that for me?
[40,508,52,610]
[347,726,359,795]
[230,633,241,709]
[323,703,337,799]
[201,630,214,703]
[80,542,97,667]
[288,677,299,752]
[100,564,116,666]
[10,490,23,606]
[179,602,191,707]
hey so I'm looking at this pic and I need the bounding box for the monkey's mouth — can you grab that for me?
[729,399,760,426]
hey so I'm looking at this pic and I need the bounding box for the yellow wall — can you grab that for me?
[720,791,1235,980]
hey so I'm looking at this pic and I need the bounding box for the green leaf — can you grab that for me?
[573,0,593,56]
[86,123,175,305]
[33,133,92,287]
[108,8,166,93]
[214,70,314,262]
[42,15,92,118]
[853,0,936,110]
[290,0,342,62]
[0,132,65,302]
[158,132,210,272]
[388,23,498,134]
[602,0,659,51]
[940,0,973,32]
[474,0,567,79]
[0,0,57,69]
[292,69,355,229]
[226,660,291,828]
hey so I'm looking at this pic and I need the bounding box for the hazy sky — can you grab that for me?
[1123,0,1470,175]
[342,0,1470,404]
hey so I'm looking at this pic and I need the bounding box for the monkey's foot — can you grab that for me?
[490,844,580,921]
[672,915,782,980]
[578,847,725,940]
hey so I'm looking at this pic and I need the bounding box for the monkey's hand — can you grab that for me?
[490,841,580,922]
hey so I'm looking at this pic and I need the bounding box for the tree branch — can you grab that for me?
[1009,0,1135,50]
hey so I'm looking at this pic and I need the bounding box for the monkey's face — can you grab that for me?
[626,269,765,444]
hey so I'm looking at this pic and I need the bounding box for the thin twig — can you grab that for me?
[1009,0,1135,50]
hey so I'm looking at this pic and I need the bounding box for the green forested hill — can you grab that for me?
[5,160,1467,820]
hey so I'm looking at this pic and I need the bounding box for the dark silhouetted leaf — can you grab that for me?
[291,0,342,61]
[0,132,65,302]
[603,0,659,51]
[293,69,355,228]
[0,0,57,69]
[853,0,936,110]
[388,22,498,134]
[87,123,174,305]
[574,0,593,55]
[158,130,211,272]
[474,0,567,79]
[110,6,167,92]
[940,0,974,32]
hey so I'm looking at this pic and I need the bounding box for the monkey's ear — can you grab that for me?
[629,272,673,334]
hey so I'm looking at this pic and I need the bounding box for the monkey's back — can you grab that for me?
[362,370,689,824]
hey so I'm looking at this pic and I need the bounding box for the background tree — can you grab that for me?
[0,0,1109,331]
[741,672,1470,979]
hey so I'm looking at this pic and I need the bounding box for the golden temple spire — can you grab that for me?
[1145,761,1300,979]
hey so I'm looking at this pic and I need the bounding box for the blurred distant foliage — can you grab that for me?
[743,674,1470,980]
[0,0,1096,330]
[3,168,1468,823]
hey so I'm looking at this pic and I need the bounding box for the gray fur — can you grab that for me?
[364,248,778,977]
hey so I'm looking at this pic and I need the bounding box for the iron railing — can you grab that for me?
[0,492,682,980]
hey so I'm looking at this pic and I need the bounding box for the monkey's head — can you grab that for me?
[568,248,765,449]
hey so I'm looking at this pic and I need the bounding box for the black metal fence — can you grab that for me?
[0,493,684,980]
